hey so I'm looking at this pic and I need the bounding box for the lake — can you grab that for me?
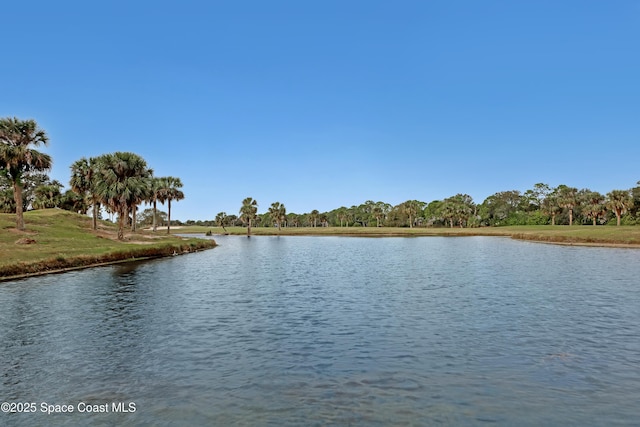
[1,235,639,426]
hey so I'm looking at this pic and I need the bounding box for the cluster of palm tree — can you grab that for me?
[0,117,53,230]
[70,154,184,239]
[212,183,639,232]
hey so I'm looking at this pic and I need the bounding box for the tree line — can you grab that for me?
[3,117,639,235]
[201,182,639,234]
[1,117,185,240]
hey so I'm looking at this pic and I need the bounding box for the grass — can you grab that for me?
[3,211,638,280]
[175,224,640,246]
[0,209,216,280]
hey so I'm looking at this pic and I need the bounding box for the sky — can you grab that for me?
[2,0,639,220]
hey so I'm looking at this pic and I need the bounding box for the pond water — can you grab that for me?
[1,235,639,426]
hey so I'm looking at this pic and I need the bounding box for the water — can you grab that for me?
[1,236,639,426]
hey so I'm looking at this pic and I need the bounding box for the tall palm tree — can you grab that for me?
[400,200,425,228]
[70,157,102,229]
[336,207,348,227]
[129,176,153,232]
[94,152,152,240]
[0,117,52,230]
[158,176,184,234]
[144,177,164,232]
[606,189,632,226]
[268,202,286,230]
[557,185,579,226]
[215,211,228,232]
[541,192,562,225]
[309,209,320,227]
[580,190,605,226]
[239,197,258,236]
[438,199,457,228]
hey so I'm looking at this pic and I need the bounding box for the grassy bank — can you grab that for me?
[0,209,216,280]
[174,225,640,247]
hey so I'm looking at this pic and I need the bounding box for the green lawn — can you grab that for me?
[0,209,216,279]
[174,224,640,245]
[2,211,638,280]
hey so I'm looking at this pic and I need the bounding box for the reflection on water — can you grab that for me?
[1,236,639,426]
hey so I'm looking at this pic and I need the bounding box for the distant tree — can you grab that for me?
[70,157,101,229]
[137,208,167,228]
[59,189,89,213]
[336,207,349,227]
[268,202,287,230]
[423,200,444,226]
[309,209,320,227]
[479,190,522,226]
[158,176,184,234]
[215,211,228,232]
[541,191,562,225]
[287,212,301,227]
[239,197,258,236]
[399,200,425,228]
[438,195,474,228]
[580,190,605,226]
[606,189,632,226]
[145,177,165,232]
[0,117,52,230]
[0,187,15,213]
[522,183,552,211]
[372,201,391,227]
[557,185,579,226]
[226,214,239,226]
[319,213,329,227]
[32,180,63,209]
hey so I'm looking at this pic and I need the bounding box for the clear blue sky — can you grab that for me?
[3,1,639,220]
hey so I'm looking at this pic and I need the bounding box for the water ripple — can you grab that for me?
[1,236,639,426]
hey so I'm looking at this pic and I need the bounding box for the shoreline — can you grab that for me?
[178,226,640,249]
[0,240,217,282]
[3,224,639,282]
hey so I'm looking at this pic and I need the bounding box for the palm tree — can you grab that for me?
[606,189,632,226]
[70,157,102,229]
[439,199,457,228]
[158,176,184,234]
[268,202,286,230]
[215,211,228,232]
[541,192,562,225]
[144,177,164,232]
[32,181,63,209]
[400,200,425,228]
[129,176,153,232]
[557,185,579,226]
[0,117,52,230]
[336,207,349,227]
[309,209,320,227]
[94,152,152,240]
[372,202,391,227]
[240,197,258,236]
[580,190,605,226]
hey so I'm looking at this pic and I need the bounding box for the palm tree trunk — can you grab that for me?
[131,205,137,232]
[616,211,621,226]
[92,200,98,230]
[569,209,573,226]
[167,200,172,234]
[117,207,126,240]
[14,181,25,231]
[152,199,157,232]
